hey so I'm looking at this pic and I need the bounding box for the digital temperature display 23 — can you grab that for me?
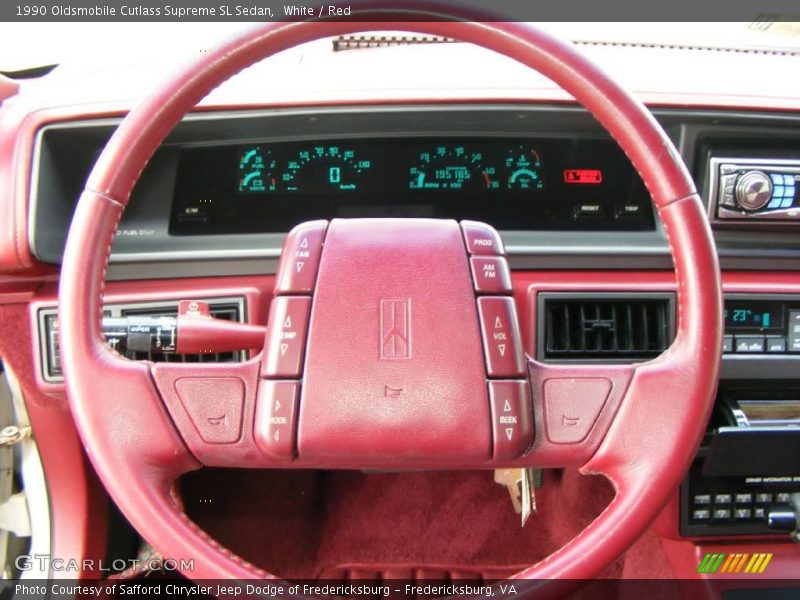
[724,302,784,331]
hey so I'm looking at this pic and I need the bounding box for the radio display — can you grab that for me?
[169,137,654,235]
[724,301,784,331]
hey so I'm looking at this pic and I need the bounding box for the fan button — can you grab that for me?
[275,220,328,294]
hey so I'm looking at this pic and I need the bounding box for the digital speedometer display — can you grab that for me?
[171,138,652,235]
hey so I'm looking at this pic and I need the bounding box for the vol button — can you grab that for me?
[477,297,525,377]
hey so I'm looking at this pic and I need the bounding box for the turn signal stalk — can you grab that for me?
[101,314,266,355]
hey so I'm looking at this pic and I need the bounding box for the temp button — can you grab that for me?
[262,296,311,377]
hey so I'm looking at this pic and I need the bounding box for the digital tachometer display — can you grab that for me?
[171,138,652,235]
[409,145,499,191]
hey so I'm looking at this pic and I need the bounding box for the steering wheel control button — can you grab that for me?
[174,377,244,444]
[470,256,512,294]
[262,296,311,378]
[254,380,299,459]
[275,220,328,295]
[543,378,612,444]
[461,220,505,255]
[489,380,533,459]
[477,297,525,377]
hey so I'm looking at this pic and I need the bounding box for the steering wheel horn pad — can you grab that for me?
[299,218,493,464]
[59,7,722,592]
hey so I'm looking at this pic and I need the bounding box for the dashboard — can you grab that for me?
[27,105,800,277]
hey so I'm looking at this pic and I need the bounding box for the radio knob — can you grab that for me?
[734,171,773,211]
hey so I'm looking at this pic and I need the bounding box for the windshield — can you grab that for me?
[2,21,800,74]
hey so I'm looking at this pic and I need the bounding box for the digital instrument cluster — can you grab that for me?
[233,141,545,194]
[171,138,654,234]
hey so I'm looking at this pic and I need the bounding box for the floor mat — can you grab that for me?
[181,468,616,581]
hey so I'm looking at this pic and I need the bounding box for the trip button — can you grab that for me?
[488,380,533,460]
[275,220,328,295]
[615,204,643,218]
[254,380,299,459]
[262,297,311,378]
[477,297,525,377]
[470,256,512,294]
[461,220,505,255]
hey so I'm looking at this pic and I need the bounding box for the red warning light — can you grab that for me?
[564,169,603,184]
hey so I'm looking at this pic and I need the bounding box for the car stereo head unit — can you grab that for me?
[709,157,800,224]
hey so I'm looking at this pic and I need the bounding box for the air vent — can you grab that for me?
[541,294,673,361]
[38,297,247,383]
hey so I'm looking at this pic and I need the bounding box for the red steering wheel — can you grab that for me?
[59,4,722,596]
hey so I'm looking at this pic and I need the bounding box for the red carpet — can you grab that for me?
[181,468,618,580]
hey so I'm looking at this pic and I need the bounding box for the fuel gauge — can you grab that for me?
[505,145,544,191]
[237,146,277,193]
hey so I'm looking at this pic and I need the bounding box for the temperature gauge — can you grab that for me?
[237,146,276,193]
[505,145,544,191]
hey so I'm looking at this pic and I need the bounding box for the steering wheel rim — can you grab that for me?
[59,4,722,594]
